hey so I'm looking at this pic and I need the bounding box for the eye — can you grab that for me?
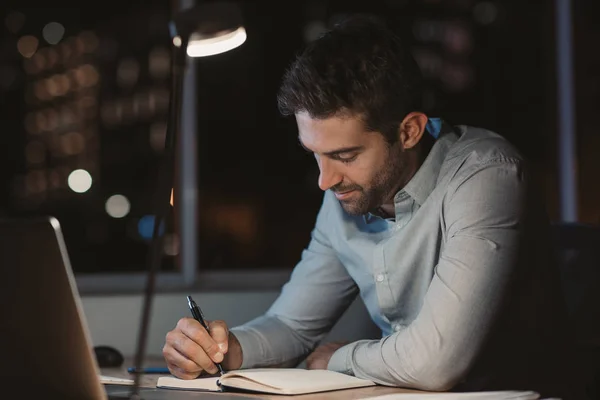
[336,154,357,164]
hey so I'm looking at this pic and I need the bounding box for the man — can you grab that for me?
[163,14,580,398]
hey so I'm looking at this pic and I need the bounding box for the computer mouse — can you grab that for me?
[93,345,124,368]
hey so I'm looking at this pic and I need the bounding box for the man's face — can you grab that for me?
[297,111,410,216]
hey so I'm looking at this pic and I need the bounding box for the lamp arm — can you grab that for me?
[128,38,188,399]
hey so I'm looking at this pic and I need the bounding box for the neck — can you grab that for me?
[378,133,435,218]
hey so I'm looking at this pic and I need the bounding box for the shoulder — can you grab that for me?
[447,125,524,165]
[434,125,533,208]
[440,125,528,185]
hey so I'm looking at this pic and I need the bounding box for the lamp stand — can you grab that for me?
[126,36,190,399]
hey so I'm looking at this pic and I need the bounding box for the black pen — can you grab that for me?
[186,295,225,376]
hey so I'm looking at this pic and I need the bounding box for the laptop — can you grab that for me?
[0,216,253,400]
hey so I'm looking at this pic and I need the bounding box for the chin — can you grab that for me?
[340,201,369,217]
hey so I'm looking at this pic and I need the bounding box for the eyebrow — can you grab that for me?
[298,138,364,157]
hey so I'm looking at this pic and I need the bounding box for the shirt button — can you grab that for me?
[375,274,385,282]
[393,324,402,332]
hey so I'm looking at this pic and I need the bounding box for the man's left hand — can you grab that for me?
[306,341,349,370]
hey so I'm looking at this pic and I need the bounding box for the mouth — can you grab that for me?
[334,190,357,200]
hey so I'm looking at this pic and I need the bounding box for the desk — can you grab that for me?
[101,357,428,399]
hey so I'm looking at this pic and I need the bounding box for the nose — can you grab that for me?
[317,158,342,191]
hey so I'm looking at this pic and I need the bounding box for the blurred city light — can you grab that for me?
[67,169,92,193]
[105,194,131,218]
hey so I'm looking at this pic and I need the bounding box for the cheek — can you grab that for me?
[345,157,384,186]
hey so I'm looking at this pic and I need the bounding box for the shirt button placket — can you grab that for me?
[373,244,392,318]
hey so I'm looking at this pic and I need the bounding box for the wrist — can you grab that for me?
[223,331,243,370]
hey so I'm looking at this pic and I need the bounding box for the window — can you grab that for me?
[0,1,323,293]
[1,1,577,294]
[1,2,182,291]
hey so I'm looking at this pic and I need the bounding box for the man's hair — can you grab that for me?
[277,14,424,143]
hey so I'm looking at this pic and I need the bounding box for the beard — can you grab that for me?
[332,142,410,216]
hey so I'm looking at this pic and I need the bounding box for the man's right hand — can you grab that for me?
[162,317,243,379]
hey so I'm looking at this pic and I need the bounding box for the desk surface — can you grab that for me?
[101,357,428,399]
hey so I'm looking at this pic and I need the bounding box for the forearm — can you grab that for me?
[230,314,317,369]
[327,309,476,390]
[328,304,495,391]
[327,307,479,391]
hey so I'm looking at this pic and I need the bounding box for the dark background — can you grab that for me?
[0,0,598,274]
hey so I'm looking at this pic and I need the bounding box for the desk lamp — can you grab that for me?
[128,2,246,398]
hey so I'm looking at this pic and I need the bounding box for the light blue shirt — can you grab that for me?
[231,124,579,398]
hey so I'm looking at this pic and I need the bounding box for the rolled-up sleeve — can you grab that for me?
[327,159,527,391]
[231,192,359,369]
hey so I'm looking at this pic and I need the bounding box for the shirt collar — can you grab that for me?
[362,119,458,222]
[399,120,457,206]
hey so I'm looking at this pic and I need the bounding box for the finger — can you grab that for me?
[163,345,201,377]
[166,361,201,380]
[178,318,223,364]
[176,317,205,336]
[167,329,219,375]
[164,331,203,371]
[207,320,229,354]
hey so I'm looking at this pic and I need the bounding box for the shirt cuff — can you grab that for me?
[327,343,355,375]
[229,327,261,370]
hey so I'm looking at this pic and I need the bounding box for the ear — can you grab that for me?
[399,112,428,149]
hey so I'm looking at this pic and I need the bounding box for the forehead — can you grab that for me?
[296,111,372,151]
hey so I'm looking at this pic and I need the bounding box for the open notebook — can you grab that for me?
[157,368,376,395]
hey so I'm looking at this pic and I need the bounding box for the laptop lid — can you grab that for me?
[0,216,255,400]
[0,216,108,399]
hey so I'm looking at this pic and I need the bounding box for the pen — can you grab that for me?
[127,367,170,374]
[187,295,225,376]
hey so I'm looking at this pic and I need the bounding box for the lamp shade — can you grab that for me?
[171,1,246,57]
[187,26,246,57]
